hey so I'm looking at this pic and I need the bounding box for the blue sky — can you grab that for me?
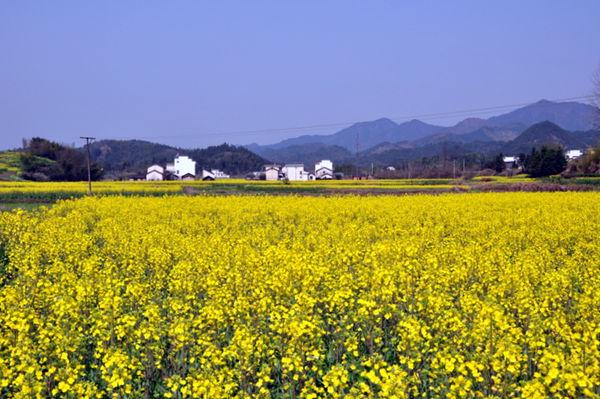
[1,1,599,149]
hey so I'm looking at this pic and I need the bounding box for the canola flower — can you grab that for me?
[0,193,599,398]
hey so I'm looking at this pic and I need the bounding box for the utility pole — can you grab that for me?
[453,160,456,179]
[355,131,360,178]
[80,136,95,195]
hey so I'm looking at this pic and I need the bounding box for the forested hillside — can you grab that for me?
[20,138,103,181]
[91,140,268,178]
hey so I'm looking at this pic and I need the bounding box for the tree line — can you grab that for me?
[20,138,103,181]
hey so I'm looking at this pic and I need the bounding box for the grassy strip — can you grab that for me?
[0,202,49,212]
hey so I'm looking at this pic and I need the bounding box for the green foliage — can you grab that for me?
[493,153,505,173]
[568,141,600,175]
[522,146,567,177]
[21,138,103,181]
[187,143,269,176]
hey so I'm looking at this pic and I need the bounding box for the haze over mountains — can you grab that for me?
[246,100,599,166]
[15,98,595,179]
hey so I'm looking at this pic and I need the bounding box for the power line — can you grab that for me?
[90,94,596,142]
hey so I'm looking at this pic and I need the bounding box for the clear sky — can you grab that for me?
[1,1,599,150]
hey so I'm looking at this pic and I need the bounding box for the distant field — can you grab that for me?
[0,176,599,204]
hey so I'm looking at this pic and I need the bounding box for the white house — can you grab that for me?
[566,149,583,160]
[202,170,215,180]
[503,156,518,169]
[202,169,230,180]
[386,166,396,171]
[264,165,280,181]
[305,171,316,180]
[282,164,307,181]
[166,155,196,179]
[280,164,315,181]
[211,169,230,179]
[146,165,164,181]
[315,160,334,179]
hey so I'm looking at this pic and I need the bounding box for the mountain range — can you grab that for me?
[4,99,598,181]
[246,99,599,166]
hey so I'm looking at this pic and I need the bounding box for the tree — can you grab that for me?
[483,153,505,173]
[493,153,505,173]
[21,137,103,181]
[567,141,600,175]
[522,146,567,177]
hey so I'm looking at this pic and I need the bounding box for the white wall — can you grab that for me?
[283,165,306,180]
[146,171,163,181]
[174,156,196,178]
[315,160,334,179]
[566,150,583,160]
[315,160,333,171]
[265,169,279,180]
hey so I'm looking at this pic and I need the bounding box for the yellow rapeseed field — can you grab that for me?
[0,193,599,398]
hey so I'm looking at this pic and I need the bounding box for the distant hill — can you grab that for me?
[91,140,268,178]
[355,140,502,167]
[459,126,520,143]
[501,121,600,154]
[248,143,353,167]
[11,137,104,181]
[443,118,489,135]
[414,125,519,146]
[252,118,443,152]
[488,99,597,131]
[349,122,600,167]
[412,100,598,146]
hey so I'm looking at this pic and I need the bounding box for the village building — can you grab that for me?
[166,155,196,179]
[202,169,230,180]
[211,169,230,179]
[566,149,583,160]
[181,173,196,181]
[315,159,334,179]
[264,165,281,181]
[202,170,215,180]
[503,156,518,169]
[146,164,165,181]
[281,164,314,181]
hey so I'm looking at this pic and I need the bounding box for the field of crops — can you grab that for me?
[2,176,598,202]
[0,180,467,201]
[1,193,599,398]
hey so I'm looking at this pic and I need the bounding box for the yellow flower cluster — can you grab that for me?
[1,193,599,398]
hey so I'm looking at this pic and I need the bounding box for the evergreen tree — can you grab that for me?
[522,146,567,177]
[494,153,505,173]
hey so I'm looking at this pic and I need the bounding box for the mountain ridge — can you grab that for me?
[248,100,599,156]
